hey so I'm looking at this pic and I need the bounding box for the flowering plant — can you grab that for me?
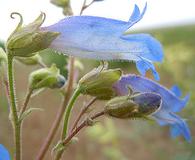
[0,0,191,160]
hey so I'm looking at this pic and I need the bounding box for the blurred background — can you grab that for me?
[0,0,195,159]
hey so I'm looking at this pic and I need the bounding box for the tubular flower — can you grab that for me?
[113,74,191,142]
[0,144,10,160]
[42,3,163,80]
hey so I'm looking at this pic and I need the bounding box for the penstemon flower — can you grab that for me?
[0,144,10,160]
[42,3,163,80]
[113,74,191,142]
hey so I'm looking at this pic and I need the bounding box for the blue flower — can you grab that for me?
[113,74,191,142]
[0,144,10,160]
[42,3,163,80]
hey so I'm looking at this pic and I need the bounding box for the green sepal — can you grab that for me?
[79,67,122,100]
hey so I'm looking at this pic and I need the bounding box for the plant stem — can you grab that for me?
[80,0,95,15]
[61,87,81,139]
[36,57,75,160]
[54,87,81,159]
[3,78,10,106]
[63,111,105,146]
[7,54,21,160]
[19,88,33,117]
[71,97,97,132]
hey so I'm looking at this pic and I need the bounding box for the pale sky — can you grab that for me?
[0,0,195,41]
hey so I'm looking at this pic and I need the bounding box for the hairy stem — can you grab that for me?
[71,97,97,132]
[7,55,21,160]
[19,88,33,117]
[80,0,95,15]
[3,78,10,106]
[61,87,81,139]
[63,110,105,146]
[36,57,75,160]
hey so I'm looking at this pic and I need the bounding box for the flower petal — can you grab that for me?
[0,144,10,160]
[170,85,182,97]
[113,74,189,112]
[42,4,163,79]
[121,33,163,62]
[136,59,160,81]
[153,111,191,142]
[126,3,147,31]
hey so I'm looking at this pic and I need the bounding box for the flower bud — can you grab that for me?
[104,93,162,119]
[79,67,122,100]
[16,54,44,66]
[51,0,73,15]
[29,64,66,90]
[6,12,59,57]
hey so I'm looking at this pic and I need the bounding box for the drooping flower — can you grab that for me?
[0,144,10,160]
[42,3,163,80]
[113,74,191,142]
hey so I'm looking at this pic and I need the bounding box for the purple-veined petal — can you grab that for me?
[0,144,10,160]
[113,74,189,112]
[42,4,163,80]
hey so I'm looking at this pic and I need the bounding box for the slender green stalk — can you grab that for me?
[61,87,81,139]
[54,87,81,159]
[7,54,21,160]
[19,88,33,117]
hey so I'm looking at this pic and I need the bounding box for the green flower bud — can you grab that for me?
[51,0,73,15]
[6,12,60,57]
[104,93,162,119]
[29,64,66,90]
[79,67,122,100]
[16,54,44,66]
[0,47,7,66]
